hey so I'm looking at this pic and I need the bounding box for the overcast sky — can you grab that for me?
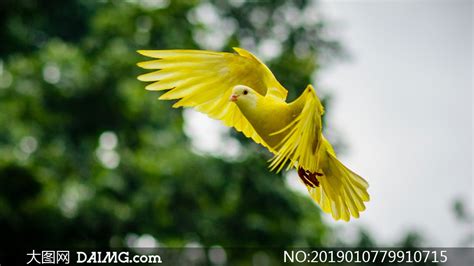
[317,0,472,247]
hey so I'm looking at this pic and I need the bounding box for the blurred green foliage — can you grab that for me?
[0,0,425,264]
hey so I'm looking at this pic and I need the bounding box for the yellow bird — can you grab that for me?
[137,47,369,221]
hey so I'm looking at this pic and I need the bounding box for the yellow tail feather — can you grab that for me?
[309,152,369,221]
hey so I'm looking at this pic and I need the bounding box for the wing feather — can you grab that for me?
[268,85,324,172]
[137,48,288,150]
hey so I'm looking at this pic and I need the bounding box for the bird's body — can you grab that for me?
[236,91,337,188]
[137,47,370,221]
[235,92,294,148]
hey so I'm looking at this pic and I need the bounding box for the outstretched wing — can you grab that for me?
[268,85,324,172]
[137,47,287,149]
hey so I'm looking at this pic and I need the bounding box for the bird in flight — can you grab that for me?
[137,47,369,221]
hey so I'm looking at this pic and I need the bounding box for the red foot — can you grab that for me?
[297,167,321,188]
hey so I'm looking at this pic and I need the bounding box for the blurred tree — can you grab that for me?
[0,0,423,264]
[453,198,473,246]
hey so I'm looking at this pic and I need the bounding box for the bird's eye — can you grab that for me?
[243,90,248,95]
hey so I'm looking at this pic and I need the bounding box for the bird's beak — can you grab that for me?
[230,94,239,102]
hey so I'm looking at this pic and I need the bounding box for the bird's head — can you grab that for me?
[230,85,257,106]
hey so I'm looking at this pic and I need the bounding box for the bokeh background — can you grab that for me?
[0,0,472,264]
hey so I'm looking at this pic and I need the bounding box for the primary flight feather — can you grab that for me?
[137,47,369,221]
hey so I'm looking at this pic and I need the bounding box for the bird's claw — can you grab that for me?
[297,167,321,188]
